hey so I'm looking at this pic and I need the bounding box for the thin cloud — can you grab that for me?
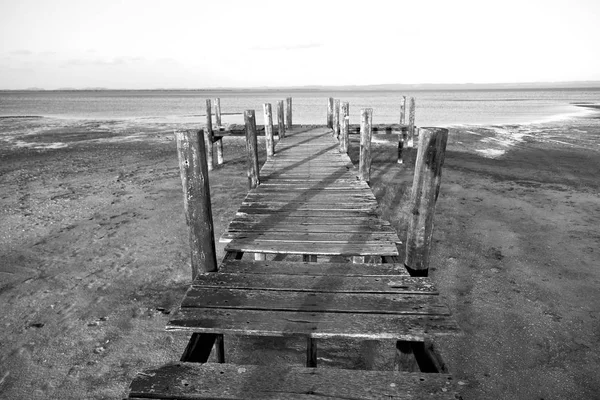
[251,42,323,51]
[9,50,33,56]
[64,56,146,67]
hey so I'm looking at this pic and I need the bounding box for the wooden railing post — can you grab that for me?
[407,97,416,147]
[333,99,340,140]
[327,97,334,128]
[277,100,286,139]
[340,101,349,153]
[359,108,373,183]
[397,127,408,164]
[174,129,218,278]
[214,98,222,127]
[400,96,407,125]
[405,127,448,277]
[244,110,260,189]
[263,103,274,157]
[286,97,292,129]
[205,99,214,171]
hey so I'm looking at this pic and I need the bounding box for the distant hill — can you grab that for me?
[5,81,600,91]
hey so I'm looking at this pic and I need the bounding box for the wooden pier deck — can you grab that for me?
[129,126,460,399]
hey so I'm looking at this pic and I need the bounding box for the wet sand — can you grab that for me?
[1,115,599,399]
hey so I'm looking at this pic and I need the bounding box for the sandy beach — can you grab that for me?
[1,112,599,399]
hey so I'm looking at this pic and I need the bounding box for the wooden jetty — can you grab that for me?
[128,99,459,399]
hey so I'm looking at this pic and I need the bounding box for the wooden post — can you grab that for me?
[407,97,416,147]
[214,98,222,127]
[277,100,286,139]
[359,108,373,183]
[263,103,274,157]
[216,139,224,165]
[405,128,448,277]
[340,101,349,153]
[327,97,334,128]
[400,96,407,125]
[244,110,260,189]
[333,99,340,139]
[286,97,292,129]
[397,127,408,164]
[174,129,218,279]
[205,99,214,171]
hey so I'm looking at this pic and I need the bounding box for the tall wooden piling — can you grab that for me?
[405,128,448,277]
[204,99,215,171]
[277,100,286,139]
[214,98,222,127]
[407,97,416,147]
[216,139,224,165]
[244,110,260,189]
[263,103,274,157]
[333,99,340,139]
[397,127,408,164]
[359,108,373,183]
[400,96,407,125]
[327,97,334,128]
[286,97,292,129]
[340,101,349,153]
[175,129,218,278]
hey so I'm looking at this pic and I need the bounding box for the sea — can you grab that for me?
[1,88,599,156]
[1,88,599,126]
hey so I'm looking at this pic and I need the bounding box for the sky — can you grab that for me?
[1,0,599,89]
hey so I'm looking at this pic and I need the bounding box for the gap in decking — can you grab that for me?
[206,335,398,371]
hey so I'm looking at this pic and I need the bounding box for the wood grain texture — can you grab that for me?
[244,110,260,189]
[129,362,461,400]
[190,272,437,294]
[167,308,459,340]
[174,130,218,277]
[405,128,448,274]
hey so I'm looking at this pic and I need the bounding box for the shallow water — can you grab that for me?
[1,88,599,126]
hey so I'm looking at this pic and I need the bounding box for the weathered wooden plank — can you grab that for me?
[239,203,377,211]
[167,308,459,340]
[220,231,399,244]
[224,222,396,233]
[180,288,448,315]
[224,240,398,256]
[192,273,437,294]
[234,210,384,218]
[217,259,408,276]
[129,362,461,400]
[243,194,377,203]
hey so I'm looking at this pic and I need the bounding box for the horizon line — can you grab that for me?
[3,80,600,92]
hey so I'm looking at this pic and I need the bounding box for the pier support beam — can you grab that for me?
[333,99,340,140]
[286,97,292,129]
[263,103,274,157]
[407,97,416,147]
[340,101,349,153]
[327,97,334,128]
[174,129,218,279]
[400,96,407,125]
[214,98,222,127]
[244,110,260,189]
[405,127,448,277]
[205,99,214,171]
[359,108,373,183]
[277,100,286,139]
